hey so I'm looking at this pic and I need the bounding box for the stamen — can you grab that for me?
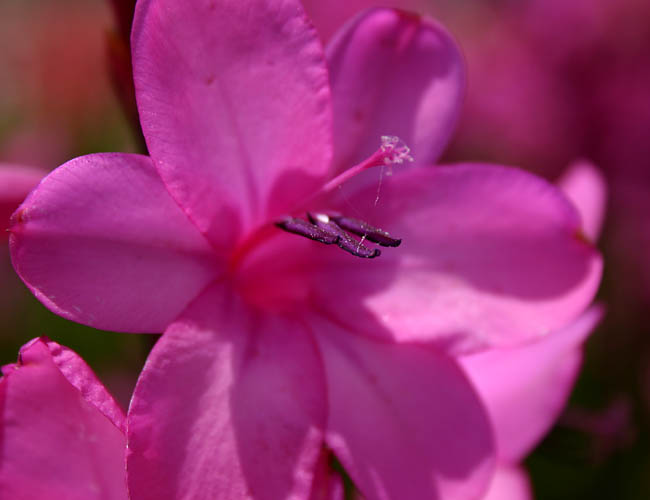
[328,214,402,247]
[307,213,381,259]
[275,217,338,245]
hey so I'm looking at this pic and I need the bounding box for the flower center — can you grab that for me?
[274,136,411,259]
[230,137,411,311]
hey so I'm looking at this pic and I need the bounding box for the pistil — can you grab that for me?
[319,135,414,195]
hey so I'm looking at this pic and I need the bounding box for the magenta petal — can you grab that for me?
[127,283,327,500]
[132,0,333,249]
[312,164,602,353]
[483,465,532,500]
[10,153,218,333]
[46,338,126,431]
[326,8,465,172]
[0,164,46,240]
[461,305,603,462]
[557,160,607,242]
[0,338,127,500]
[311,316,495,500]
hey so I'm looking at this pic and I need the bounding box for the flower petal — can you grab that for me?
[0,163,46,240]
[483,465,532,500]
[127,283,327,500]
[461,305,603,462]
[132,0,333,250]
[557,160,607,242]
[311,315,495,500]
[0,337,127,500]
[310,164,602,353]
[9,153,218,333]
[326,8,465,172]
[46,338,127,431]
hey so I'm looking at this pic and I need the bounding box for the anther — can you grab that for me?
[275,217,339,245]
[276,214,390,259]
[327,214,401,247]
[307,213,381,259]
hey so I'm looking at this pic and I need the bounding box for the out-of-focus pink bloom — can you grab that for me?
[466,304,603,500]
[0,337,127,499]
[0,164,45,240]
[0,165,46,316]
[463,304,604,464]
[462,161,607,499]
[10,2,601,498]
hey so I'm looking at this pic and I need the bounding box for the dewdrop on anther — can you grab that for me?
[379,135,414,176]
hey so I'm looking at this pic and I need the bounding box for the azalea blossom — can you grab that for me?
[0,337,127,499]
[9,2,601,499]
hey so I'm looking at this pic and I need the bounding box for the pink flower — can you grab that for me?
[464,161,607,500]
[0,337,127,499]
[465,305,604,500]
[9,3,601,498]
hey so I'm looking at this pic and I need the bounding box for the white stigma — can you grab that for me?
[380,135,414,167]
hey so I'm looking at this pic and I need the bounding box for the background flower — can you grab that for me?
[0,337,127,499]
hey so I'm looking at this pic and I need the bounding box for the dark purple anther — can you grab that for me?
[328,214,401,247]
[276,212,397,259]
[307,213,381,259]
[275,217,338,245]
